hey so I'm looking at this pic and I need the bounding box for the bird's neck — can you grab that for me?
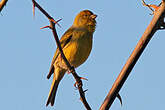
[87,25,96,33]
[72,25,96,33]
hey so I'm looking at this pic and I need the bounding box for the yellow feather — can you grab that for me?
[46,10,97,106]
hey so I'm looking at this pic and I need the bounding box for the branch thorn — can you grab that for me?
[50,18,62,28]
[142,0,160,15]
[117,93,123,106]
[32,0,36,17]
[40,25,51,29]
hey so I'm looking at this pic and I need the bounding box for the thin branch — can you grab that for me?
[100,1,165,110]
[142,0,161,15]
[0,0,8,12]
[32,0,91,110]
[142,0,154,12]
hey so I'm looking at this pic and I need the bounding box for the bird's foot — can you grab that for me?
[74,77,88,89]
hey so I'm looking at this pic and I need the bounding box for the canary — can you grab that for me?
[46,10,97,106]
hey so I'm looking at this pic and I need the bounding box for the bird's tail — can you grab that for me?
[46,68,65,106]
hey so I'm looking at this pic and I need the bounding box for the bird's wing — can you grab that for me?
[47,27,74,79]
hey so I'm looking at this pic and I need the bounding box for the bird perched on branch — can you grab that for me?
[46,10,97,106]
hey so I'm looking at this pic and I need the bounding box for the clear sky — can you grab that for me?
[0,0,165,110]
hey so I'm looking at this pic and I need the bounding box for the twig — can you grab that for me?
[99,1,165,110]
[142,0,161,15]
[0,0,8,12]
[32,0,91,110]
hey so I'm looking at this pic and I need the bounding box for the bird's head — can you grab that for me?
[73,10,97,32]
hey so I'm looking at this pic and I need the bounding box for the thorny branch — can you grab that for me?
[100,0,165,110]
[32,0,91,110]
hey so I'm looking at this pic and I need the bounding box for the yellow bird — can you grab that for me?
[46,10,97,106]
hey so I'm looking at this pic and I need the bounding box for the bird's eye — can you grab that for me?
[84,14,88,17]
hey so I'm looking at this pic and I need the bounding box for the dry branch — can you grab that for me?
[32,0,91,110]
[100,1,165,110]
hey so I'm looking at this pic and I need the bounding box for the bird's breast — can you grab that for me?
[63,34,93,68]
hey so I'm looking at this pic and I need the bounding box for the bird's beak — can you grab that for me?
[90,14,97,19]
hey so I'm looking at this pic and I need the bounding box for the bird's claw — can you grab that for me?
[73,77,88,88]
[74,80,82,89]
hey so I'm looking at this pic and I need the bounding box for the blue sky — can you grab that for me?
[0,0,165,110]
